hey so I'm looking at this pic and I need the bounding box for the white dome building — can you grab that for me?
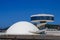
[6,21,39,35]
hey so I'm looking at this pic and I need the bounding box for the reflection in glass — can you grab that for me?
[31,16,54,21]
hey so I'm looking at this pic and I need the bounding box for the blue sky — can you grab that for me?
[0,0,60,29]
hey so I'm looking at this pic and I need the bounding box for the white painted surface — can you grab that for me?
[31,14,54,17]
[46,31,60,36]
[6,21,39,35]
[0,32,5,35]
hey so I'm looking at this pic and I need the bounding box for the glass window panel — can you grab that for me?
[31,16,54,20]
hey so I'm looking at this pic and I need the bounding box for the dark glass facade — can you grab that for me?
[31,16,54,21]
[45,24,60,30]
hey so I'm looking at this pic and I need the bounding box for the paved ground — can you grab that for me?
[0,34,60,40]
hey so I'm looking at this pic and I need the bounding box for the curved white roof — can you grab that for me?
[6,21,39,35]
[31,14,54,17]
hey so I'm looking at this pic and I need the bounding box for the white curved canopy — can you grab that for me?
[31,14,54,17]
[6,21,39,35]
